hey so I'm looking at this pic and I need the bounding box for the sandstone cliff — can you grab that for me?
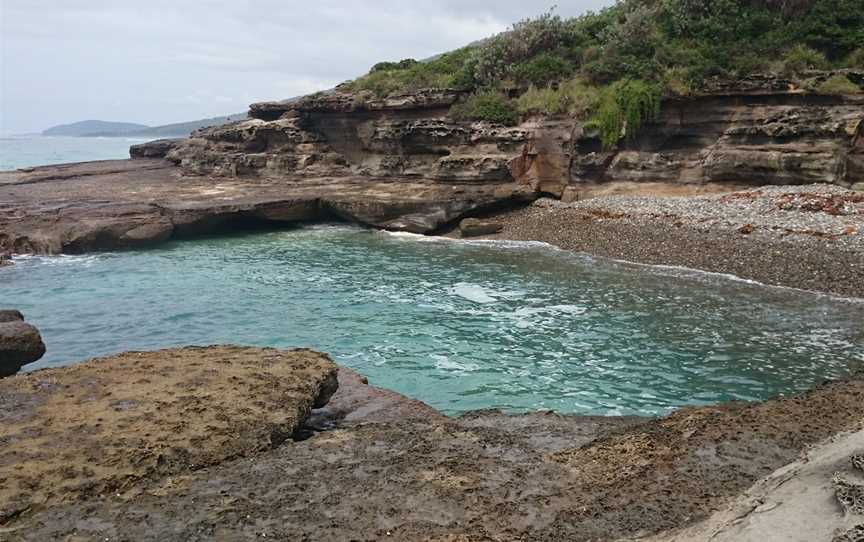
[150,71,864,198]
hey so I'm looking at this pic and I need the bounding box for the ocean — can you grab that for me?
[4,226,863,416]
[0,135,153,171]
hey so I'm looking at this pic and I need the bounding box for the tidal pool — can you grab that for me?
[2,225,863,416]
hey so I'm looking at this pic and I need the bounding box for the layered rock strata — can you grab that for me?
[0,159,534,254]
[160,71,864,197]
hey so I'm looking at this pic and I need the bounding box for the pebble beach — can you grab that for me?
[481,184,864,298]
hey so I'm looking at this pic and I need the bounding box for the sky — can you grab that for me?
[0,1,613,134]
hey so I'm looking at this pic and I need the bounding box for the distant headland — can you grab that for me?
[41,113,246,138]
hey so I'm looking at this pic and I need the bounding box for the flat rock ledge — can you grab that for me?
[0,310,45,377]
[0,159,535,255]
[2,347,864,541]
[0,346,338,523]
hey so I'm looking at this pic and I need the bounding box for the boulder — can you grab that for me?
[460,218,504,237]
[0,312,46,377]
[0,309,24,323]
[0,346,338,520]
[129,138,183,159]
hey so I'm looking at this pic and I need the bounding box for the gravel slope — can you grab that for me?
[475,185,864,298]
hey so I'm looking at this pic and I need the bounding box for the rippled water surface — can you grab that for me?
[0,136,152,170]
[3,226,863,415]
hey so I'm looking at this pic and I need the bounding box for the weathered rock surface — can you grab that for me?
[459,217,503,237]
[164,71,864,195]
[0,159,535,255]
[651,427,864,542]
[4,361,864,541]
[0,346,338,523]
[0,311,45,377]
[129,138,183,158]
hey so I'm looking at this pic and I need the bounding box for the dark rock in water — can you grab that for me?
[0,312,46,377]
[460,218,503,237]
[129,138,183,159]
[0,251,11,267]
[0,310,24,323]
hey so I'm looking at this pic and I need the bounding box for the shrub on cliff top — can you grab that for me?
[780,45,829,75]
[349,0,864,99]
[370,59,419,73]
[516,79,600,118]
[450,91,519,125]
[510,53,574,87]
[847,49,864,69]
[345,47,478,96]
[816,75,861,95]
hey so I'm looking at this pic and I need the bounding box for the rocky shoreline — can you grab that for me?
[2,157,862,298]
[2,71,864,540]
[1,346,862,541]
[0,159,535,255]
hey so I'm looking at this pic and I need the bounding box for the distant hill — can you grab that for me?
[42,113,247,139]
[129,114,247,138]
[43,120,150,137]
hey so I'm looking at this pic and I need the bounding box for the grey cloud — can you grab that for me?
[0,0,613,134]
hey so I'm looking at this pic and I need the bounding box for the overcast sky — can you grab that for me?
[0,1,613,134]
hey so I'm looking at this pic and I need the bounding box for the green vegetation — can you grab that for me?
[344,47,477,96]
[450,91,519,125]
[516,78,600,118]
[848,49,864,68]
[779,44,829,75]
[346,0,864,141]
[595,80,662,149]
[816,74,862,94]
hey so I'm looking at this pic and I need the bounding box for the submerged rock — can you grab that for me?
[0,346,338,522]
[459,218,503,237]
[0,310,45,377]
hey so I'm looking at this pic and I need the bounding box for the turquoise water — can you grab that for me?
[0,136,152,170]
[2,225,863,416]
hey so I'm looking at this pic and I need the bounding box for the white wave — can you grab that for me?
[611,258,864,303]
[432,354,479,373]
[382,230,457,242]
[379,229,864,303]
[300,223,365,233]
[380,230,562,251]
[10,254,101,267]
[451,283,498,304]
[513,304,587,317]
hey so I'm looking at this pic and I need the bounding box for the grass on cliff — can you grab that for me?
[816,74,863,94]
[345,0,864,145]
